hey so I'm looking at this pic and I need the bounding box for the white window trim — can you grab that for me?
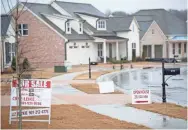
[18,24,28,36]
[79,22,83,34]
[132,43,136,49]
[97,20,106,30]
[4,42,15,65]
[98,43,103,56]
[66,22,71,34]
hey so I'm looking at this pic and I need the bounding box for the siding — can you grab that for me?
[141,21,167,58]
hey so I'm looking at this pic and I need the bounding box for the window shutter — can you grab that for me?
[5,42,11,64]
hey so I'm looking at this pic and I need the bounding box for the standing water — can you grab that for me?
[112,67,187,106]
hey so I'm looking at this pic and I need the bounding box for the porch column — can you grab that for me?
[181,42,184,58]
[116,41,119,60]
[103,41,107,63]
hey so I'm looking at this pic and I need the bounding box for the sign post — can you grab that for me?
[9,79,52,124]
[161,60,180,103]
[89,57,91,79]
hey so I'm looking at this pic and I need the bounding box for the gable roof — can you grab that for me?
[22,2,93,41]
[137,21,153,39]
[107,16,133,32]
[134,9,187,35]
[1,14,11,36]
[54,1,106,18]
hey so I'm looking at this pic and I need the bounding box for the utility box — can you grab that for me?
[164,68,180,75]
[54,66,67,73]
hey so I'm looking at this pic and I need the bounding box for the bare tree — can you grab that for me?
[168,9,187,22]
[1,0,38,128]
[112,11,130,17]
[105,9,112,17]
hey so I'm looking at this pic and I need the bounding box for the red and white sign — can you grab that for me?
[10,79,52,107]
[11,108,50,118]
[9,79,52,124]
[132,89,151,104]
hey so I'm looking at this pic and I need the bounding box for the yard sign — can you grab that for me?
[132,89,151,104]
[9,79,52,124]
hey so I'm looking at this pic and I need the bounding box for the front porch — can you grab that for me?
[94,36,128,63]
[167,36,187,59]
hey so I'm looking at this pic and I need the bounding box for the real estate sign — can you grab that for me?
[132,89,151,104]
[98,81,115,94]
[9,79,52,124]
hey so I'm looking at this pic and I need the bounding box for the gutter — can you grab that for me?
[64,40,69,61]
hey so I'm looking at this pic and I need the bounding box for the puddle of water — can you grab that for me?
[82,104,187,129]
[112,67,187,106]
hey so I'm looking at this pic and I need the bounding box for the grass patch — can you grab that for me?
[128,103,187,120]
[71,83,123,94]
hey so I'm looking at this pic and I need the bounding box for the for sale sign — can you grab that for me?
[9,79,52,124]
[11,108,50,118]
[132,89,151,104]
[11,80,51,107]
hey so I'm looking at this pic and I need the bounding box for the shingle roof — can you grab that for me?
[95,36,128,40]
[134,9,187,35]
[54,1,106,18]
[22,2,93,40]
[1,14,11,36]
[83,21,116,36]
[107,16,133,32]
[133,15,153,39]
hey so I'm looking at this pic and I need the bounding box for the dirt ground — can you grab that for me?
[1,105,148,129]
[71,83,123,94]
[1,65,90,79]
[128,103,187,120]
[1,83,11,95]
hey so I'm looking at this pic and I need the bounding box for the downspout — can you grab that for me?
[1,37,5,72]
[64,40,69,61]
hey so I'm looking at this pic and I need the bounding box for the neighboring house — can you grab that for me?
[1,14,15,72]
[5,1,140,67]
[134,9,187,59]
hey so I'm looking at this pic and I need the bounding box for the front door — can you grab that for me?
[155,45,163,58]
[109,43,112,59]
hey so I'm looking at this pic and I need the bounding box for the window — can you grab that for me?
[178,43,181,54]
[172,43,175,55]
[66,22,71,34]
[152,29,154,34]
[86,42,89,48]
[79,22,83,33]
[97,20,106,30]
[132,43,136,49]
[143,45,151,58]
[132,25,134,32]
[184,43,187,53]
[5,42,15,64]
[74,43,78,48]
[98,44,103,56]
[18,24,28,36]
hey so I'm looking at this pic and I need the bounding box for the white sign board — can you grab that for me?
[98,81,114,94]
[11,108,50,118]
[9,79,52,124]
[132,89,151,104]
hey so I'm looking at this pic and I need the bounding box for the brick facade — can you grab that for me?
[17,10,65,68]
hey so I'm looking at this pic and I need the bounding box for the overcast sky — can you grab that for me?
[1,0,187,14]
